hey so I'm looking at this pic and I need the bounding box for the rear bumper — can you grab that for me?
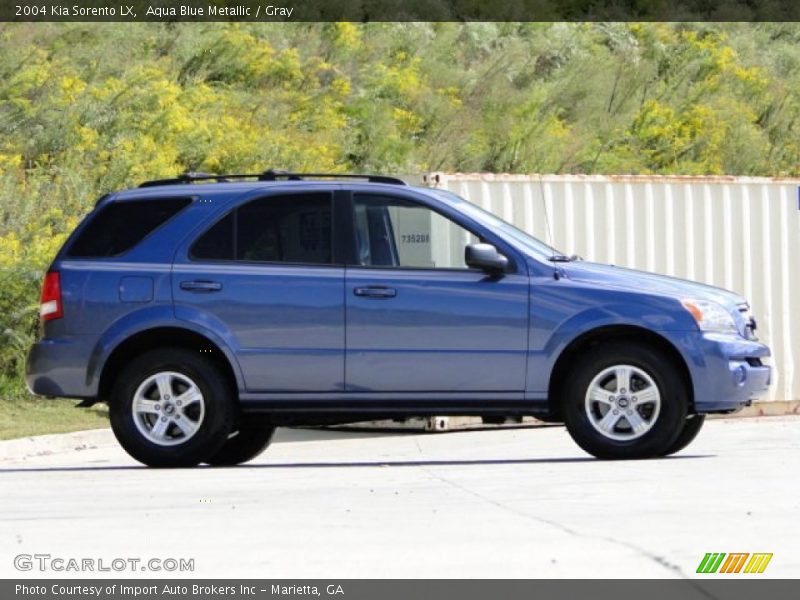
[26,337,97,399]
[673,331,771,413]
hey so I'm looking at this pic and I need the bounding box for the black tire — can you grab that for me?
[206,420,276,466]
[109,348,236,468]
[562,342,689,460]
[661,414,706,456]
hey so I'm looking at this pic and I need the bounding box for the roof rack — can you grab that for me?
[139,170,406,188]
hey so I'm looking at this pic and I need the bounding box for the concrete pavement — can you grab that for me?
[1,417,798,578]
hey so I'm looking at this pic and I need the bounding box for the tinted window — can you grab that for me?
[68,197,191,258]
[353,195,478,269]
[191,193,333,265]
[191,213,234,260]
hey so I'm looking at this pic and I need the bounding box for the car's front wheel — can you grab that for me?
[562,342,689,459]
[109,348,235,468]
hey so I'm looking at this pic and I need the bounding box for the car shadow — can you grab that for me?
[0,454,711,474]
[272,424,560,443]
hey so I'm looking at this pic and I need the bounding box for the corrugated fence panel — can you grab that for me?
[424,174,800,402]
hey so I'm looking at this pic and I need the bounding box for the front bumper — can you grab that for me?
[26,337,98,399]
[673,331,771,413]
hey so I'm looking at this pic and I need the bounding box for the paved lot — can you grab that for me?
[0,417,798,579]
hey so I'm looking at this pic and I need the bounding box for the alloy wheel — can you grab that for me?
[131,371,206,446]
[584,364,661,441]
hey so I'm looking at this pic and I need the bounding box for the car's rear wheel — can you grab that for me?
[205,419,276,466]
[661,414,706,456]
[562,342,688,459]
[109,348,235,468]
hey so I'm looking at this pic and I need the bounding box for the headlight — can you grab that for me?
[681,299,738,333]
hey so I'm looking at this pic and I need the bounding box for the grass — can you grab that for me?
[0,394,110,440]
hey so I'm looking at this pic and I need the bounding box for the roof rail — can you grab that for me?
[139,170,406,188]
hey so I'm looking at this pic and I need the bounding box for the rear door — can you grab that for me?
[344,192,529,393]
[173,188,345,392]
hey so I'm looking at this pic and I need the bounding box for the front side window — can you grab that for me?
[191,193,333,265]
[353,194,478,269]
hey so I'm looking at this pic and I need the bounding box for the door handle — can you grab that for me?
[180,280,222,292]
[354,286,397,299]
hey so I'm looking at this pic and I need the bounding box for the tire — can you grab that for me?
[562,342,688,460]
[661,414,706,456]
[109,348,236,468]
[206,420,276,466]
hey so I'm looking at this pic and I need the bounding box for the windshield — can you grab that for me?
[430,189,563,260]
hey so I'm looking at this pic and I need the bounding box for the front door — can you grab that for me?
[345,193,529,393]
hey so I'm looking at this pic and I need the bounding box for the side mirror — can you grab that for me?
[465,243,509,274]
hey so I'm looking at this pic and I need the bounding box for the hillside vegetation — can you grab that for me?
[2,22,800,398]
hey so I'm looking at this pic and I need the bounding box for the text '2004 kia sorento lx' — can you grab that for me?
[26,171,771,467]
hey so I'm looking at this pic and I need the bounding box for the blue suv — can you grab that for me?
[26,171,771,467]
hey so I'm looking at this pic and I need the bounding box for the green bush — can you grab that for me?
[3,22,800,398]
[0,268,40,398]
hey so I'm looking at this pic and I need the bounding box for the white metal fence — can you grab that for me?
[422,173,800,403]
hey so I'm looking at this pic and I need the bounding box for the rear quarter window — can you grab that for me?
[67,197,192,258]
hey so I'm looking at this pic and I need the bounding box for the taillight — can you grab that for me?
[40,271,63,322]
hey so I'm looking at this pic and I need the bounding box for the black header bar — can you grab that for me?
[4,1,800,22]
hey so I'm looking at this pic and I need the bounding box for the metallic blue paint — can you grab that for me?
[345,267,529,392]
[172,263,345,392]
[27,180,771,416]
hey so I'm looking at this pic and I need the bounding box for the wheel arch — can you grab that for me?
[547,325,694,420]
[97,327,240,403]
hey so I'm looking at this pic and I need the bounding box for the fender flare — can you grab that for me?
[86,305,245,392]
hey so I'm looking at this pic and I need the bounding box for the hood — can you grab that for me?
[561,261,746,311]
